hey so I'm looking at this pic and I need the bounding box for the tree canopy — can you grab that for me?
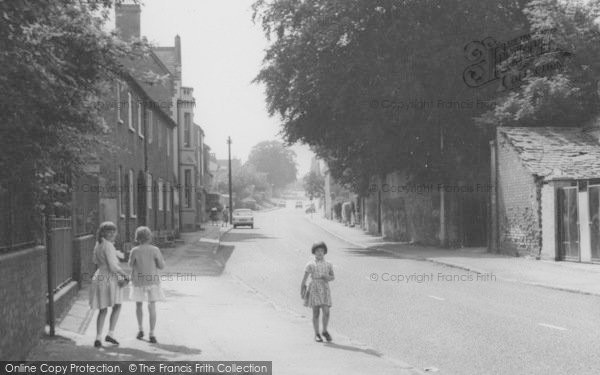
[478,0,600,129]
[246,140,298,189]
[0,0,148,211]
[303,171,325,200]
[253,0,532,193]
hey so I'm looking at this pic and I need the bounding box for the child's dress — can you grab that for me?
[89,240,124,309]
[128,244,166,302]
[304,258,334,307]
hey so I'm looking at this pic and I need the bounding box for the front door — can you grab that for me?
[558,187,579,261]
[588,185,600,261]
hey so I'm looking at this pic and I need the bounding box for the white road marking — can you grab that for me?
[428,295,445,301]
[538,323,567,331]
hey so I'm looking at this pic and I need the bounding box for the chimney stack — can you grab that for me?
[174,35,182,79]
[115,3,141,41]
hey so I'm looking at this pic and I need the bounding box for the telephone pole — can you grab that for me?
[227,136,233,224]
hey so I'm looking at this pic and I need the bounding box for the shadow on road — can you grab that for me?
[322,342,383,357]
[222,231,279,243]
[341,247,408,259]
[27,334,202,361]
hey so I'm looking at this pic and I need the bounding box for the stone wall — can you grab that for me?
[496,134,541,256]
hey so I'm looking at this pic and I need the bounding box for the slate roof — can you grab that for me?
[499,127,600,181]
[153,47,178,76]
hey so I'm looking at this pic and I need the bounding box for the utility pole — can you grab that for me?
[227,136,233,224]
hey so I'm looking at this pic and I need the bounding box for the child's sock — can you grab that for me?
[108,330,114,337]
[138,325,143,332]
[149,330,154,337]
[96,333,102,341]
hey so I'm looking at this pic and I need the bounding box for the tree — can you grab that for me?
[253,0,529,194]
[478,0,600,129]
[0,0,149,212]
[303,171,324,200]
[246,140,298,189]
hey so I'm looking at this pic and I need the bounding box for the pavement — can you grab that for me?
[308,215,600,297]
[27,222,424,375]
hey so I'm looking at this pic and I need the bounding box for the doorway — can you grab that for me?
[557,187,579,261]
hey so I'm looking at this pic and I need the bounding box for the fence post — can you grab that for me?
[45,213,55,336]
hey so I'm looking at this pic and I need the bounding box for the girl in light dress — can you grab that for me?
[128,226,166,344]
[300,241,335,342]
[89,221,129,348]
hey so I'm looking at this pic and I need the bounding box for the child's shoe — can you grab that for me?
[149,336,157,344]
[314,333,323,342]
[94,340,102,348]
[105,335,119,345]
[322,331,332,342]
[136,331,144,340]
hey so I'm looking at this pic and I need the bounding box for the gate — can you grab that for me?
[49,216,73,292]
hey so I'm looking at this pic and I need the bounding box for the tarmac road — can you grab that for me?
[221,207,600,375]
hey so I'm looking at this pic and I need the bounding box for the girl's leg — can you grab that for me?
[312,307,320,334]
[136,302,144,332]
[108,303,122,334]
[322,306,330,332]
[96,308,107,339]
[148,302,157,336]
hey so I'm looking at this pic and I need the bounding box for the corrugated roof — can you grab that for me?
[499,127,600,181]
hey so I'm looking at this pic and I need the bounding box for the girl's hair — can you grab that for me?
[135,226,152,244]
[96,221,117,244]
[311,241,328,254]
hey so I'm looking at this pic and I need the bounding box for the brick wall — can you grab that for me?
[0,246,46,359]
[496,133,541,256]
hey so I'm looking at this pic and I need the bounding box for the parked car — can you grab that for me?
[305,204,316,214]
[232,209,254,229]
[278,200,286,207]
[295,201,303,209]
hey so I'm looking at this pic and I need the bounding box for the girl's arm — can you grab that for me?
[155,247,166,269]
[300,272,309,287]
[326,264,335,282]
[106,244,128,277]
[300,272,309,297]
[128,248,136,268]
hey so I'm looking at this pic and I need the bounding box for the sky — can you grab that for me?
[119,0,314,176]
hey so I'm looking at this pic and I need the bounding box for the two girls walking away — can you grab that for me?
[89,223,165,348]
[301,241,335,343]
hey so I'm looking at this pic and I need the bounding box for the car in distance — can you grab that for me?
[277,200,286,207]
[232,209,254,229]
[295,201,303,209]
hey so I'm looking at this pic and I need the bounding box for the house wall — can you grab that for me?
[496,134,541,256]
[178,88,197,232]
[146,109,175,232]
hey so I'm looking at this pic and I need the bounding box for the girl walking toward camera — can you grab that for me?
[89,221,129,348]
[300,241,335,342]
[129,226,166,344]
